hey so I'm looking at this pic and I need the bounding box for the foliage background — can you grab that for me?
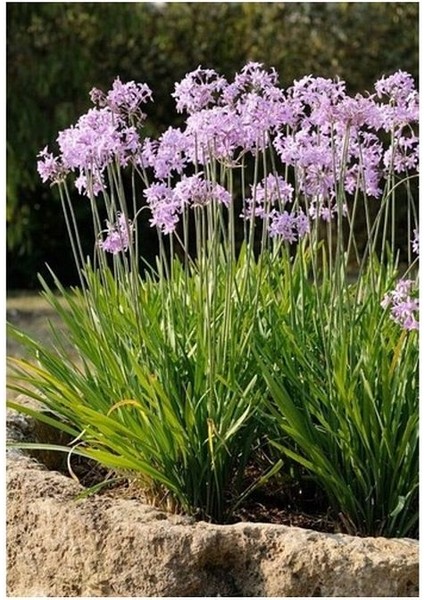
[7,2,419,289]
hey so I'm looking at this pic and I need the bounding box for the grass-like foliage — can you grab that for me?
[8,64,419,533]
[8,252,280,522]
[255,251,418,537]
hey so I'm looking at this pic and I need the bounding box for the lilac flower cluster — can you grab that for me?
[272,73,418,209]
[37,78,153,195]
[99,213,132,254]
[139,128,190,179]
[37,146,66,184]
[90,77,153,120]
[381,279,419,331]
[242,174,309,243]
[144,173,231,234]
[143,182,180,235]
[268,209,310,243]
[174,173,231,208]
[37,64,419,246]
[172,66,227,114]
[184,62,286,161]
[243,174,293,219]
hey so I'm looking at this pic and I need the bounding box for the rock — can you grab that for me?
[7,402,419,597]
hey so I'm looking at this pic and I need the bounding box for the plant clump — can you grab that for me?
[8,63,418,536]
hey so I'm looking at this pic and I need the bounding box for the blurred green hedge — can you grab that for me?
[7,2,418,288]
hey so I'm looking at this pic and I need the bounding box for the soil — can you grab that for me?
[51,453,342,534]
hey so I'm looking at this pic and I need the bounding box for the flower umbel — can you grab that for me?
[381,279,419,331]
[37,146,66,184]
[99,213,132,254]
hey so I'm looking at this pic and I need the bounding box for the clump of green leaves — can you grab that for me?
[255,251,418,537]
[8,251,281,523]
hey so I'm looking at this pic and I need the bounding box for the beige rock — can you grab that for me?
[7,406,419,597]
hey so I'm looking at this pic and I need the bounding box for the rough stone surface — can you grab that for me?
[7,402,419,597]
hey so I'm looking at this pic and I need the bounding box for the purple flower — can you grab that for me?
[185,106,243,164]
[257,174,293,203]
[391,300,419,331]
[75,171,104,197]
[344,132,384,198]
[57,108,119,171]
[268,209,310,243]
[243,174,293,219]
[375,71,416,105]
[137,138,159,170]
[274,107,389,203]
[223,62,281,105]
[270,70,419,206]
[287,75,346,127]
[99,213,132,254]
[37,65,419,256]
[273,128,336,200]
[153,127,190,179]
[391,279,414,302]
[56,106,143,194]
[182,63,288,161]
[143,182,181,234]
[375,71,419,132]
[268,211,297,242]
[383,134,419,174]
[308,199,333,222]
[90,77,152,120]
[295,210,310,238]
[332,94,383,129]
[236,92,285,151]
[382,279,419,331]
[37,146,66,184]
[221,63,287,152]
[107,78,152,112]
[172,66,227,114]
[174,173,231,208]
